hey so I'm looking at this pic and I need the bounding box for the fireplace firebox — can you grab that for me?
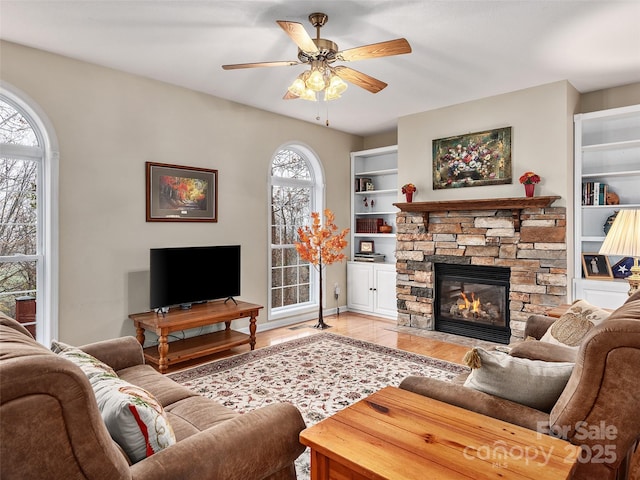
[434,263,511,344]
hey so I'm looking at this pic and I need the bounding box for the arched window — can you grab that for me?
[0,83,58,344]
[269,145,324,321]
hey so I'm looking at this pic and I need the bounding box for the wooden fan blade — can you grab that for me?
[337,38,411,62]
[277,20,319,55]
[283,91,299,100]
[333,66,387,93]
[222,61,299,70]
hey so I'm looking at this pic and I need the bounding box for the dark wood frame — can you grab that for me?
[359,240,375,253]
[432,126,512,190]
[146,162,218,222]
[581,253,613,280]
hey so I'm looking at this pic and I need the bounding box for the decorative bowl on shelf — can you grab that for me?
[379,222,393,234]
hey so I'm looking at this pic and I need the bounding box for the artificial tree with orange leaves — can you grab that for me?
[295,209,349,329]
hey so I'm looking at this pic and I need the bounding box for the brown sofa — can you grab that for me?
[0,314,306,480]
[400,290,640,480]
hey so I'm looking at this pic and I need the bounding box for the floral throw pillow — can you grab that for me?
[51,341,176,463]
[540,300,610,350]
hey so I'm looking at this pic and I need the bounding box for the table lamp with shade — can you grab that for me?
[598,209,640,296]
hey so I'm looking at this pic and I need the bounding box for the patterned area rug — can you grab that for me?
[169,332,469,479]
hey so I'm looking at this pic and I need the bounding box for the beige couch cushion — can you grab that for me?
[463,347,574,412]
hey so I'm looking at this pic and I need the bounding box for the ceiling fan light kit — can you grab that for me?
[222,12,411,112]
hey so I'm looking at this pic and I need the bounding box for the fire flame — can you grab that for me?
[459,292,481,313]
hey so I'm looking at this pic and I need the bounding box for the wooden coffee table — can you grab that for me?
[300,386,580,479]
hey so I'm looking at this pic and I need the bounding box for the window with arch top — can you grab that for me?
[269,145,324,319]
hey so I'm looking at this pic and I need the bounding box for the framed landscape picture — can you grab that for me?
[146,162,218,222]
[432,127,512,189]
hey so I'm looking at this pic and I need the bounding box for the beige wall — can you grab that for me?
[398,80,579,206]
[1,41,363,345]
[580,83,640,113]
[398,80,581,288]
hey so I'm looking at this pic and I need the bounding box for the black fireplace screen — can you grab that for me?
[435,263,511,344]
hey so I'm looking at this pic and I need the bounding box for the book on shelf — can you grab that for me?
[355,177,373,192]
[354,253,386,262]
[582,182,608,206]
[356,218,384,233]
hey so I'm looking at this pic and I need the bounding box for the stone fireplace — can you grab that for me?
[394,197,566,342]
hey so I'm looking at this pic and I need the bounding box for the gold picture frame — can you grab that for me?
[581,253,613,280]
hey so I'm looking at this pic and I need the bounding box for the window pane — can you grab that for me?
[0,158,38,255]
[271,185,311,245]
[282,286,298,306]
[283,266,298,285]
[299,284,309,303]
[271,266,283,288]
[271,288,282,308]
[0,100,38,146]
[271,149,311,179]
[271,248,283,267]
[0,260,37,316]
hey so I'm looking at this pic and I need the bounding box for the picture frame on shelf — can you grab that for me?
[581,253,613,280]
[146,162,218,222]
[359,240,375,254]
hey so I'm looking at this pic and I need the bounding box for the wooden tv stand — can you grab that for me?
[129,300,263,373]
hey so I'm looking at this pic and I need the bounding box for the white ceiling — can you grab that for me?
[1,0,639,136]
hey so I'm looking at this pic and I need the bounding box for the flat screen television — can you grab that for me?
[150,245,240,310]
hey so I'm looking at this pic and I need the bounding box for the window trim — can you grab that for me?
[268,143,325,323]
[1,81,59,345]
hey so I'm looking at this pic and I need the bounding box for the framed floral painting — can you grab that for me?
[146,162,218,222]
[432,127,512,189]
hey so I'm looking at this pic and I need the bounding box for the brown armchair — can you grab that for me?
[400,290,640,480]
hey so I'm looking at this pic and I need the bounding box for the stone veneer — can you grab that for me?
[395,206,567,341]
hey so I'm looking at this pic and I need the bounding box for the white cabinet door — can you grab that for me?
[347,262,374,312]
[374,264,397,318]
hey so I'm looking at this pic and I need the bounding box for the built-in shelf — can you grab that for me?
[393,196,561,231]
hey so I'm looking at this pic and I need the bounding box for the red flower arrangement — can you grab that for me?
[519,172,541,185]
[402,183,417,194]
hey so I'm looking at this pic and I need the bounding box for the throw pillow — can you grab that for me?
[463,347,574,412]
[540,299,610,349]
[51,341,176,463]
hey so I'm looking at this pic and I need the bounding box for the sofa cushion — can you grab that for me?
[52,341,176,463]
[118,364,198,407]
[463,347,574,412]
[540,299,610,349]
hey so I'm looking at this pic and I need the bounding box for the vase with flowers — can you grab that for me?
[402,183,417,202]
[519,171,541,197]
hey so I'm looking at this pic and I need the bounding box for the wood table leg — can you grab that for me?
[157,334,169,373]
[249,312,257,350]
[224,321,231,330]
[135,325,145,346]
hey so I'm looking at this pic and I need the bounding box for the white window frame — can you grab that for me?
[268,143,325,324]
[1,81,59,345]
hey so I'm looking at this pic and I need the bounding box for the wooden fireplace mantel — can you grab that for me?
[393,196,561,231]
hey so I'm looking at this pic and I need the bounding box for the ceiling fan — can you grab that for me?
[221,12,411,102]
